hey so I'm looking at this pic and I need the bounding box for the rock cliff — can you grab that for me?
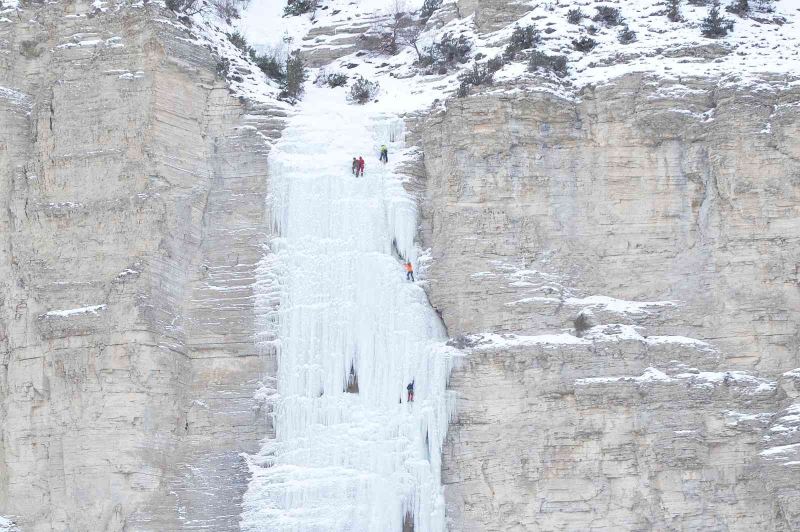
[0,1,282,529]
[417,73,800,530]
[2,0,800,529]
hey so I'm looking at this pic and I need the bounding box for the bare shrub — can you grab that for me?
[617,25,637,43]
[567,8,584,24]
[456,62,494,97]
[572,36,597,52]
[593,5,624,25]
[166,0,203,15]
[211,0,249,21]
[528,50,568,77]
[317,70,348,87]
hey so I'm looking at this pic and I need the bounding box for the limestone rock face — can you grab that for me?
[0,2,281,530]
[417,74,800,530]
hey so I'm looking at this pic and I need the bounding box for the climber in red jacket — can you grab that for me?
[405,261,414,282]
[357,156,365,177]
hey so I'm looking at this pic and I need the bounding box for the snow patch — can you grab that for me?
[468,332,589,350]
[40,304,106,318]
[724,411,773,427]
[760,442,800,458]
[565,295,676,314]
[576,367,776,393]
[576,367,672,385]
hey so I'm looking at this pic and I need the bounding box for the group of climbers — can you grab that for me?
[351,156,365,177]
[350,145,389,178]
[348,144,418,404]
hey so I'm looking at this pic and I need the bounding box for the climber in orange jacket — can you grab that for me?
[405,261,414,282]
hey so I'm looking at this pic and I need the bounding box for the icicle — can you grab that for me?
[242,86,456,532]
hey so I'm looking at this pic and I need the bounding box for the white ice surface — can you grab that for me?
[0,517,17,532]
[240,84,456,532]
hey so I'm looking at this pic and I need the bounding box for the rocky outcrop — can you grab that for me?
[455,0,533,32]
[418,73,800,530]
[0,2,281,530]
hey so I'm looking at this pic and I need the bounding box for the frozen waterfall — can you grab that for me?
[241,85,455,532]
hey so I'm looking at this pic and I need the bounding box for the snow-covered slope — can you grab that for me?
[236,0,800,112]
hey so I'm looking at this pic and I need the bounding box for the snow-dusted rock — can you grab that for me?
[0,1,284,530]
[417,72,800,530]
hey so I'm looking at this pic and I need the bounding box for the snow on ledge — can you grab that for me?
[576,367,777,394]
[576,367,672,385]
[467,332,590,350]
[783,368,800,379]
[760,442,800,459]
[466,326,713,351]
[565,295,676,314]
[39,304,107,319]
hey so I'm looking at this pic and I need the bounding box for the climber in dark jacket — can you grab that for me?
[407,381,414,402]
[352,157,359,175]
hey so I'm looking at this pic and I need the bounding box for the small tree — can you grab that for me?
[348,76,380,104]
[666,0,683,22]
[400,25,424,61]
[617,25,637,44]
[701,1,734,38]
[280,51,306,102]
[380,2,412,55]
[572,36,597,52]
[504,25,541,59]
[567,8,584,24]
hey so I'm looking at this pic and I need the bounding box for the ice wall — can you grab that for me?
[242,86,455,532]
